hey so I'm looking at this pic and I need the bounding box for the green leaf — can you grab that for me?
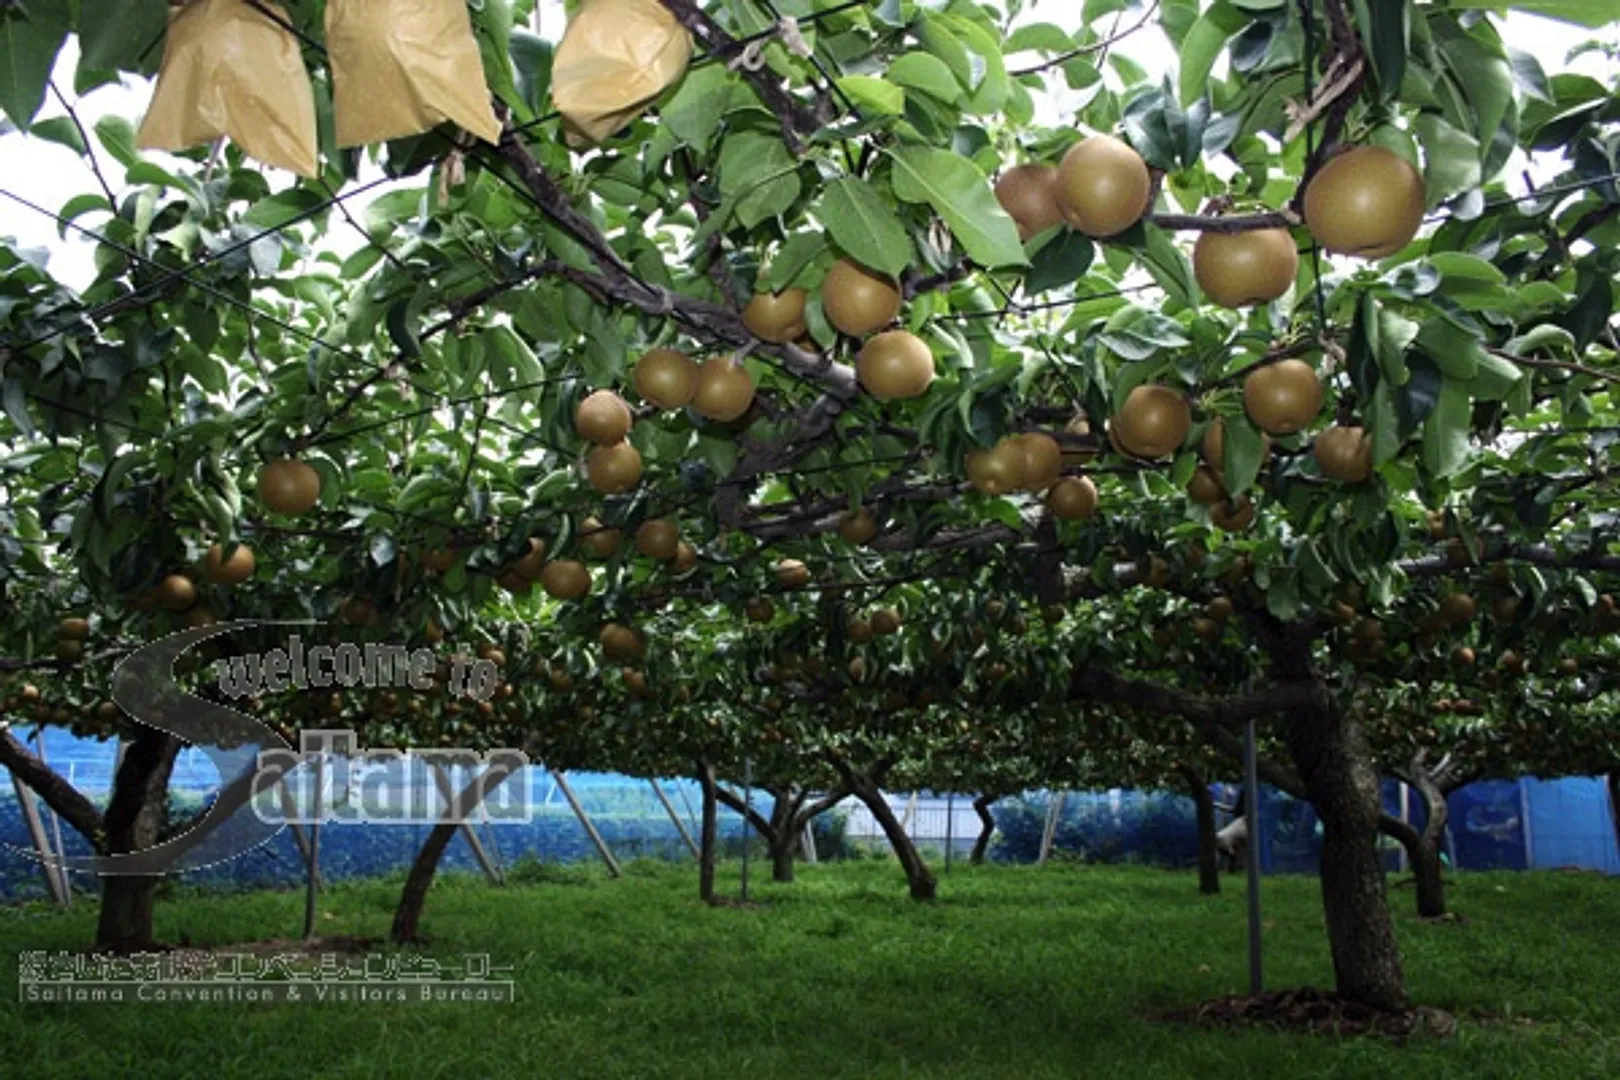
[915,12,974,89]
[0,1,71,129]
[1220,412,1266,495]
[29,116,83,154]
[1024,231,1095,294]
[835,75,905,116]
[1445,0,1611,30]
[1421,377,1471,478]
[508,29,555,118]
[886,53,961,103]
[718,131,801,230]
[1178,1,1250,106]
[1413,114,1481,207]
[817,177,911,279]
[887,147,1029,268]
[94,114,139,169]
[662,64,748,149]
[77,0,168,78]
[1438,27,1514,159]
[1137,226,1198,309]
[1468,350,1523,401]
[1416,318,1485,380]
[243,189,329,231]
[1366,379,1402,464]
[761,231,828,292]
[1351,0,1409,102]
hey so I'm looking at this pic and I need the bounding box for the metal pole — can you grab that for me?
[552,771,622,877]
[31,730,71,906]
[1397,782,1410,872]
[431,764,504,886]
[8,765,67,906]
[740,758,751,902]
[650,779,700,858]
[303,755,324,941]
[1243,717,1263,996]
[945,792,954,872]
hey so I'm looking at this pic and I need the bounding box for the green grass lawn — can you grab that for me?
[1,857,1616,1079]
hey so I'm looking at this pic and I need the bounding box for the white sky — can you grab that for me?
[0,3,1609,290]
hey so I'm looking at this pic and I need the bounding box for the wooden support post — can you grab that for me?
[552,771,621,878]
[431,764,505,886]
[650,779,700,858]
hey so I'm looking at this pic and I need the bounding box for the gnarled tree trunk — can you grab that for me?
[1177,764,1220,895]
[1282,696,1409,1012]
[697,759,718,904]
[389,760,518,944]
[849,773,935,900]
[96,730,182,951]
[969,794,996,865]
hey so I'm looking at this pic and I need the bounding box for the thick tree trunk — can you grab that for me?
[1282,696,1409,1012]
[95,729,181,951]
[769,839,795,883]
[697,760,718,904]
[970,794,996,865]
[390,822,456,944]
[1380,814,1446,919]
[852,778,936,900]
[1178,765,1220,895]
[389,762,517,944]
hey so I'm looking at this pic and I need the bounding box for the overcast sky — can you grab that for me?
[0,2,1609,291]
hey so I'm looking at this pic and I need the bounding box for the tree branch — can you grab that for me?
[0,727,106,845]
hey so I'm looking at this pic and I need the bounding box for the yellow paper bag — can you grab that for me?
[137,0,319,177]
[551,0,694,146]
[325,0,502,148]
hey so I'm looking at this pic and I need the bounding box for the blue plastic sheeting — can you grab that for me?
[1524,776,1620,874]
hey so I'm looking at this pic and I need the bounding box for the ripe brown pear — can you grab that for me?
[579,516,622,558]
[513,537,547,580]
[822,259,901,337]
[58,617,90,640]
[776,558,811,589]
[871,608,902,635]
[258,458,321,516]
[1193,228,1299,308]
[742,290,809,343]
[1113,385,1191,459]
[632,349,698,410]
[1187,466,1226,505]
[965,438,1027,495]
[200,543,256,586]
[1061,414,1096,466]
[994,163,1063,240]
[857,330,935,400]
[1018,433,1065,491]
[586,441,643,494]
[1046,476,1098,520]
[1314,425,1373,482]
[691,356,755,422]
[600,623,645,662]
[838,508,878,545]
[635,519,680,560]
[1055,134,1152,238]
[157,574,198,612]
[574,389,633,445]
[1302,146,1426,259]
[1210,496,1256,532]
[539,560,591,600]
[1243,359,1322,435]
[670,540,698,573]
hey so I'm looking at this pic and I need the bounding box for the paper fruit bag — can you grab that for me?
[325,0,502,148]
[137,0,319,177]
[551,0,694,146]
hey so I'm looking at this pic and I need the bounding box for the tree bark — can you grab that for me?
[1280,686,1409,1012]
[697,760,718,904]
[1608,772,1620,858]
[390,822,457,944]
[1380,813,1447,919]
[849,775,936,900]
[389,761,518,944]
[95,729,181,951]
[970,794,996,865]
[1178,764,1220,895]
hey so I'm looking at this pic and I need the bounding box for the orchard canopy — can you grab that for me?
[0,0,1619,1014]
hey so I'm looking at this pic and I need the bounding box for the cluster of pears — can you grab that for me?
[965,431,1099,522]
[742,260,936,402]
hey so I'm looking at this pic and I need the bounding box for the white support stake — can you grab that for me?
[551,771,621,878]
[431,764,504,886]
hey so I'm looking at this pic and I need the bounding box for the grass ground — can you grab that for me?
[1,857,1616,1079]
